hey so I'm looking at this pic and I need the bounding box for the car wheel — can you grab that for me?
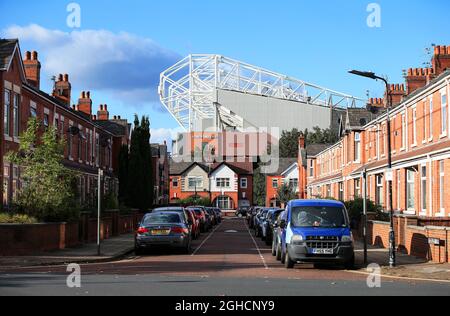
[285,251,295,269]
[276,243,282,261]
[271,239,277,256]
[280,247,286,264]
[344,255,355,270]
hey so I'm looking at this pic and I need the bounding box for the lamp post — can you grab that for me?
[349,70,396,268]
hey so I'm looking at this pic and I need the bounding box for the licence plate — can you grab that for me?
[312,249,334,255]
[151,229,170,236]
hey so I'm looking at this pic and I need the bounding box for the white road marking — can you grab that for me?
[245,220,269,270]
[191,221,224,256]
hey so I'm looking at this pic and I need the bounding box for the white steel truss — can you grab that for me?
[159,54,365,131]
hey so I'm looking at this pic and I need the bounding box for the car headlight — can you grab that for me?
[292,235,304,243]
[341,234,353,243]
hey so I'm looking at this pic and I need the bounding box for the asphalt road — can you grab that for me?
[1,218,449,296]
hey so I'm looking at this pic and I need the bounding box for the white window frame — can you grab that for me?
[354,132,361,162]
[240,177,248,189]
[406,169,415,212]
[272,178,279,189]
[397,170,401,211]
[188,177,203,190]
[439,160,445,215]
[354,179,361,198]
[420,165,427,214]
[441,92,448,137]
[376,175,384,207]
[429,98,434,141]
[216,177,230,189]
[308,159,314,177]
[412,108,417,146]
[401,113,406,150]
[4,89,11,137]
[172,177,179,188]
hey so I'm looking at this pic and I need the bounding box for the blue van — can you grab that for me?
[279,200,355,269]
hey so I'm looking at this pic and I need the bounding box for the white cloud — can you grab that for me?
[151,127,184,149]
[2,24,180,106]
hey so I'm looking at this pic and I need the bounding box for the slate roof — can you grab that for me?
[265,158,297,175]
[0,39,17,70]
[169,160,254,176]
[345,108,380,130]
[306,144,333,157]
[95,120,127,136]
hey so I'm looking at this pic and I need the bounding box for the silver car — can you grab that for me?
[135,212,192,255]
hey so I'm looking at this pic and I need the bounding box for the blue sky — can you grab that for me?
[1,0,450,144]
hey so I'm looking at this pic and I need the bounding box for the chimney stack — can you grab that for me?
[368,97,385,108]
[97,104,109,120]
[23,51,41,89]
[77,90,93,116]
[405,68,432,95]
[432,45,450,76]
[298,133,305,149]
[386,84,406,106]
[52,73,71,107]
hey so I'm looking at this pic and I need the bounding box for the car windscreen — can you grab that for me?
[191,209,203,215]
[142,213,181,225]
[291,206,348,228]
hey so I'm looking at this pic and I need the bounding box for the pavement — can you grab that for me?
[0,218,449,296]
[0,234,135,268]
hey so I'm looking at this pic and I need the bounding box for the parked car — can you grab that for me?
[279,200,355,269]
[187,207,209,233]
[204,208,218,226]
[254,208,269,238]
[152,207,193,236]
[135,212,192,255]
[235,207,248,218]
[213,208,222,223]
[272,210,288,260]
[247,207,261,229]
[262,208,284,245]
[186,209,200,239]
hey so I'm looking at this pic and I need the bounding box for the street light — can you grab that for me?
[349,70,396,268]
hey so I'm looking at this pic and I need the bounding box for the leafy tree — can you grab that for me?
[304,126,339,145]
[253,166,266,206]
[276,183,298,207]
[118,144,129,205]
[126,115,153,211]
[6,118,78,222]
[279,127,339,158]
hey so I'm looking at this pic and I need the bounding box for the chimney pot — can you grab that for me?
[86,91,90,98]
[118,116,121,119]
[435,46,441,55]
[25,51,31,60]
[63,74,69,82]
[32,51,38,60]
[104,104,107,111]
[81,91,86,98]
[58,74,63,81]
[100,104,103,111]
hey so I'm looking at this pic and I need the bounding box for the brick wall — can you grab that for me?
[364,215,449,263]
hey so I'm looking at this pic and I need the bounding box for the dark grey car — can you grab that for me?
[135,212,191,255]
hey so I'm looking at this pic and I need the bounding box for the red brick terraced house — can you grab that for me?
[169,161,253,211]
[1,39,131,208]
[298,45,450,263]
[151,142,170,206]
[265,158,299,207]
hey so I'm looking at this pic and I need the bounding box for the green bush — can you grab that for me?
[344,198,382,222]
[0,213,38,224]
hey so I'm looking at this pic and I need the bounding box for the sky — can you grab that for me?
[1,0,450,145]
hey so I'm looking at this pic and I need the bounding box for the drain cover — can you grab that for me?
[225,230,238,233]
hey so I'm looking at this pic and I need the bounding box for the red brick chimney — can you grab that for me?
[23,51,41,89]
[432,45,450,76]
[52,73,72,107]
[405,68,434,95]
[97,104,109,121]
[298,133,305,149]
[368,97,385,108]
[386,84,406,106]
[77,91,93,116]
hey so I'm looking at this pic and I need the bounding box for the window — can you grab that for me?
[354,132,361,162]
[308,160,314,177]
[272,178,279,189]
[376,175,384,207]
[397,170,401,211]
[429,99,433,139]
[43,113,49,128]
[78,136,82,160]
[4,90,10,136]
[172,178,179,188]
[216,196,233,210]
[13,95,19,137]
[68,126,73,159]
[354,179,361,198]
[3,164,10,205]
[401,113,406,149]
[440,161,445,213]
[30,107,37,118]
[406,169,415,211]
[240,178,248,189]
[188,177,203,189]
[289,178,298,189]
[412,108,417,145]
[423,102,427,142]
[421,166,427,213]
[95,134,100,165]
[326,184,331,198]
[216,178,230,188]
[338,182,344,201]
[442,94,448,135]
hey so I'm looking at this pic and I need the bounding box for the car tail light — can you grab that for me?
[171,227,189,234]
[137,227,149,235]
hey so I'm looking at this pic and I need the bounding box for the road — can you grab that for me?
[0,218,449,296]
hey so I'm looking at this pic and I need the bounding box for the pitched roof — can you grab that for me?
[169,161,209,175]
[345,108,380,130]
[306,143,333,157]
[0,39,17,70]
[266,158,297,175]
[95,120,127,136]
